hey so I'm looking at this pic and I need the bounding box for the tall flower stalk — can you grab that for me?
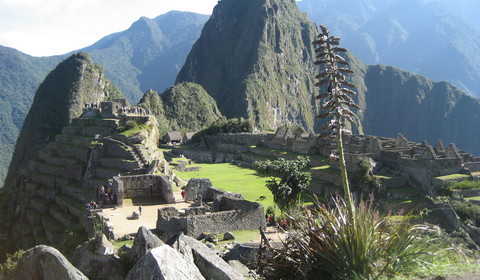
[313,25,359,209]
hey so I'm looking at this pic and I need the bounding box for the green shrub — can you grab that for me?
[258,197,433,280]
[266,206,276,216]
[0,249,24,274]
[191,118,253,142]
[450,200,480,226]
[451,180,480,190]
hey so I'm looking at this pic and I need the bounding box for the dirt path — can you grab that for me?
[102,193,189,236]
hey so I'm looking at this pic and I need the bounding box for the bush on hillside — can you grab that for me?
[191,118,253,142]
[450,200,480,226]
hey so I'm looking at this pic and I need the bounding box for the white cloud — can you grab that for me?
[0,0,219,56]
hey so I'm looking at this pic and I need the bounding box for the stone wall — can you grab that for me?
[112,174,173,205]
[156,197,265,238]
[184,178,243,202]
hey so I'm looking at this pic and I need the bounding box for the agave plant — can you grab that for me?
[259,197,433,280]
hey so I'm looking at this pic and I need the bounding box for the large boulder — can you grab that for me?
[8,245,88,280]
[126,244,205,280]
[94,234,117,255]
[128,226,163,264]
[171,233,245,280]
[72,240,126,280]
[223,243,260,269]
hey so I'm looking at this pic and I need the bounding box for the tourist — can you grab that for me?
[139,205,143,216]
[181,190,185,201]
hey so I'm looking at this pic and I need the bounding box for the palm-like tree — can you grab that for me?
[313,25,359,208]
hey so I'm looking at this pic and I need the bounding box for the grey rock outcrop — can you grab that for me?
[223,243,260,269]
[128,226,163,264]
[72,240,126,280]
[9,245,88,280]
[94,234,117,255]
[171,233,246,280]
[126,244,205,280]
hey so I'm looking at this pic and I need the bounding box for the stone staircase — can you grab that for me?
[16,117,124,246]
[13,116,165,249]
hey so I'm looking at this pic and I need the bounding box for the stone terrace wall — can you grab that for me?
[204,133,267,147]
[396,157,462,193]
[112,174,173,205]
[157,197,265,238]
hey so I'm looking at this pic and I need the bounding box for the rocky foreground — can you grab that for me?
[1,226,255,280]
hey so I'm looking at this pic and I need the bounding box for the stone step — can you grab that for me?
[61,183,95,204]
[30,196,54,214]
[30,172,72,189]
[95,166,128,180]
[310,166,342,186]
[63,125,115,137]
[33,223,47,243]
[98,157,139,171]
[54,143,89,163]
[44,154,80,167]
[49,204,79,228]
[37,147,56,162]
[55,134,94,148]
[83,177,108,190]
[35,162,84,182]
[26,207,43,227]
[71,118,119,129]
[103,141,135,160]
[42,214,66,245]
[34,184,59,201]
[56,195,84,219]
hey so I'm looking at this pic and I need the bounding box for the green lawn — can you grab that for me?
[173,160,275,210]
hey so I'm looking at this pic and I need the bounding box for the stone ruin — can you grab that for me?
[173,129,480,196]
[156,178,265,238]
[112,174,174,205]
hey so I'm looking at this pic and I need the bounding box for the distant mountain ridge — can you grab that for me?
[297,0,480,97]
[81,11,209,102]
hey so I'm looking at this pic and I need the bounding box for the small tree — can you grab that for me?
[313,25,359,208]
[253,156,311,212]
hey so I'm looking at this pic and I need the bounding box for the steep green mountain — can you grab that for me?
[0,46,63,185]
[81,11,209,102]
[176,0,319,131]
[4,52,123,189]
[173,0,480,155]
[298,0,480,97]
[138,82,223,133]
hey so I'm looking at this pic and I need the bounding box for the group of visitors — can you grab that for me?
[119,106,151,115]
[85,201,99,210]
[266,214,287,229]
[84,102,99,110]
[99,185,117,205]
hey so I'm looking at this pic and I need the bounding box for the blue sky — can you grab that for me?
[0,0,220,56]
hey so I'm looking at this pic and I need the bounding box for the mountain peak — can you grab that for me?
[4,52,123,189]
[176,0,319,131]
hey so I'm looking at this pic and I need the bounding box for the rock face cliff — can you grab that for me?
[358,65,480,154]
[5,53,123,190]
[176,0,319,131]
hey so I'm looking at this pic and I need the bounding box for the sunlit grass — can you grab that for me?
[173,160,275,210]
